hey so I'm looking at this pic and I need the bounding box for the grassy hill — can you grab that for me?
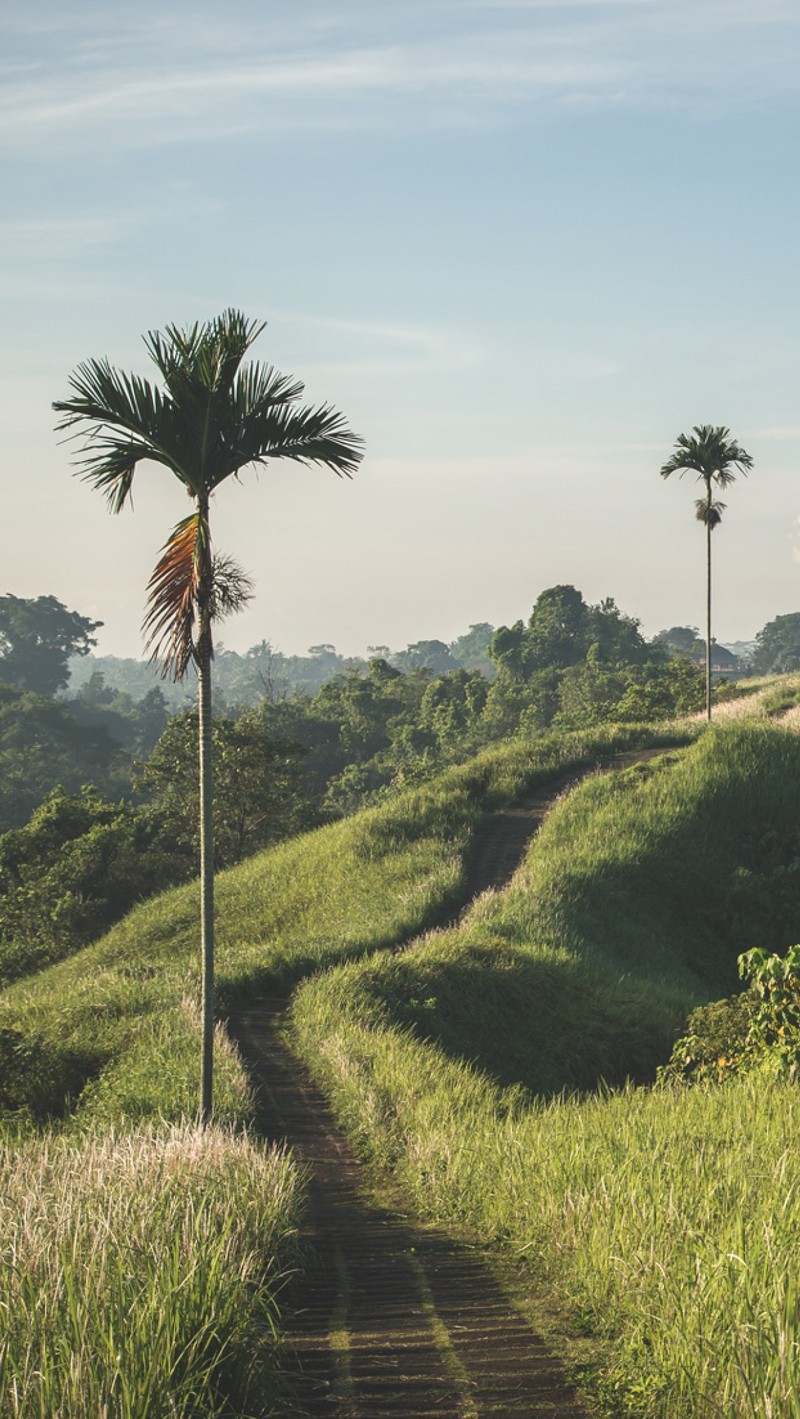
[4,701,800,1415]
[1,718,686,1416]
[289,719,800,1416]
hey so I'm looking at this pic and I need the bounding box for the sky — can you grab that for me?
[2,0,800,659]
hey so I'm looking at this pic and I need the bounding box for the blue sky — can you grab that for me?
[3,0,800,657]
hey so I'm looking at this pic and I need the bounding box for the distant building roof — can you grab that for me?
[693,644,741,671]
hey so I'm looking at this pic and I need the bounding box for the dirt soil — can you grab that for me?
[229,745,674,1417]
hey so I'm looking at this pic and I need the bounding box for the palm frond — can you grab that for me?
[142,514,206,680]
[218,398,364,487]
[695,497,726,528]
[208,554,254,622]
[53,359,186,510]
[660,424,753,487]
[144,310,267,399]
[142,516,254,679]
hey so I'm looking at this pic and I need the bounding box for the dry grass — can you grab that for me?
[0,1122,301,1417]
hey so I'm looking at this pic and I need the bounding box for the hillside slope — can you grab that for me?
[289,719,800,1416]
[0,720,685,1127]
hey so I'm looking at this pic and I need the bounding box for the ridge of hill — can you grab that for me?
[0,720,688,1129]
[3,700,800,1414]
[288,717,800,1416]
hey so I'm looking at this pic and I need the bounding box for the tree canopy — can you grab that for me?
[751,613,800,675]
[489,585,652,680]
[0,594,101,696]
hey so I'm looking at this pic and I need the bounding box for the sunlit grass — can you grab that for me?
[0,1121,301,1418]
[291,978,800,1417]
[289,719,800,1416]
[0,719,688,1128]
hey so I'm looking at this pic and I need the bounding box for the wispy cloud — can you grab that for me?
[753,427,800,442]
[268,310,487,376]
[2,0,799,154]
[0,215,124,255]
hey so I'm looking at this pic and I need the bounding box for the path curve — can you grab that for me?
[229,744,676,1417]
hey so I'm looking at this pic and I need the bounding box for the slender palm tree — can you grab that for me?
[54,310,363,1122]
[660,425,753,721]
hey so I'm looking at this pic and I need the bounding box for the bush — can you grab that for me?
[662,944,800,1083]
[0,788,192,986]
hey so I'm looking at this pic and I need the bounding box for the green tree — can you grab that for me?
[140,707,317,868]
[54,309,362,1121]
[0,594,101,695]
[660,426,753,720]
[489,586,651,682]
[0,683,128,829]
[0,787,190,987]
[68,672,170,755]
[391,639,456,675]
[655,625,703,657]
[751,613,800,675]
[449,622,495,673]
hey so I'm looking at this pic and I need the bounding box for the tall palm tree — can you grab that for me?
[54,310,363,1122]
[660,425,753,721]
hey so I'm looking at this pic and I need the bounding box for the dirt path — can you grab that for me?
[230,745,675,1418]
[234,1004,586,1417]
[465,746,668,901]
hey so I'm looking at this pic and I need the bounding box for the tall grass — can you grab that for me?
[340,723,800,1094]
[291,979,800,1416]
[289,721,800,1416]
[0,1122,301,1418]
[0,720,691,1416]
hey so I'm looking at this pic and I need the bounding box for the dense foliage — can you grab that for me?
[0,594,100,696]
[751,611,800,674]
[0,583,710,988]
[0,789,191,988]
[663,943,800,1083]
[0,683,129,830]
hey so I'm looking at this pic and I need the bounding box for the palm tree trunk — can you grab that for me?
[197,536,215,1125]
[706,517,712,722]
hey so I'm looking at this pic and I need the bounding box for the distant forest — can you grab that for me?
[0,586,793,987]
[66,622,498,708]
[67,620,762,709]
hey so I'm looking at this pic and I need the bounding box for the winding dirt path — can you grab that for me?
[229,745,675,1418]
[234,1004,585,1417]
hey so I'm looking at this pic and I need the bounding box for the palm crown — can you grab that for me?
[659,422,753,723]
[659,424,753,530]
[54,309,363,675]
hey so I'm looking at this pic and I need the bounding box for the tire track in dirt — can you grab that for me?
[229,744,677,1417]
[465,746,670,903]
[233,1004,586,1417]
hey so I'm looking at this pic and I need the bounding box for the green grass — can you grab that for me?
[290,983,800,1416]
[288,720,800,1416]
[0,718,690,1418]
[315,723,800,1098]
[0,718,688,1128]
[0,1122,301,1418]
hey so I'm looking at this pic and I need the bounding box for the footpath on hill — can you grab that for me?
[229,745,674,1419]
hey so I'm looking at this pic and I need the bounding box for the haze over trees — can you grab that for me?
[750,612,800,675]
[0,594,100,696]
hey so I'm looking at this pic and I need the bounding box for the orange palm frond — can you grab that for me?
[142,516,254,679]
[143,514,207,679]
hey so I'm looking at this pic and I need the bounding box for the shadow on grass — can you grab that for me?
[0,1026,106,1121]
[359,945,692,1098]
